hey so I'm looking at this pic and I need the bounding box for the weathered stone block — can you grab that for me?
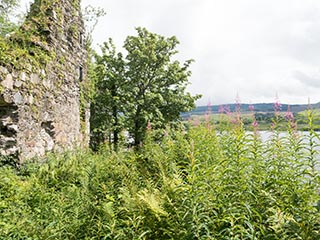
[0,66,8,74]
[30,73,40,85]
[13,92,23,104]
[1,74,13,90]
[14,80,23,88]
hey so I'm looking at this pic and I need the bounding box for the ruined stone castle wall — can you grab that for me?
[0,0,89,163]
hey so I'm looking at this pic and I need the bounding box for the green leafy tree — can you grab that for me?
[90,39,126,151]
[124,27,200,146]
[92,27,200,149]
[0,0,20,36]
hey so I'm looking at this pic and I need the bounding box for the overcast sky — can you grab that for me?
[20,0,320,106]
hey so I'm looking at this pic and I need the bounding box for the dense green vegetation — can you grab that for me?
[1,109,320,239]
[1,1,319,239]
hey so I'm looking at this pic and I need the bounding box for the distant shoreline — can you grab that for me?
[182,102,320,118]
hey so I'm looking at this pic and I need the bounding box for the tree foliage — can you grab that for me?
[90,39,126,151]
[91,27,201,149]
[0,0,20,36]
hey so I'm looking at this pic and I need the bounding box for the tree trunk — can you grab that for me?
[111,82,119,151]
[112,103,119,152]
[134,107,142,147]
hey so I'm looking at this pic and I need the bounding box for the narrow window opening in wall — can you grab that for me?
[79,32,84,46]
[41,121,55,138]
[79,66,83,82]
[67,28,73,43]
[0,100,19,159]
[0,124,16,137]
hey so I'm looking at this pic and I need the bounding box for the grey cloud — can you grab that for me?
[293,71,320,88]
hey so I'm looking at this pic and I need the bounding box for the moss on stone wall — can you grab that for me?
[0,0,90,98]
[0,0,91,161]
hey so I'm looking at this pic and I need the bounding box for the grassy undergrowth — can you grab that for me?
[1,114,320,239]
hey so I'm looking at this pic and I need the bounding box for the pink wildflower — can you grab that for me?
[205,100,211,124]
[290,121,297,129]
[274,101,281,112]
[147,121,152,131]
[249,104,255,112]
[285,105,294,121]
[252,121,258,128]
[207,100,212,111]
[235,93,241,112]
[230,118,238,124]
[204,113,210,123]
[273,95,282,112]
[224,105,231,116]
[193,117,200,126]
[218,105,231,116]
[218,105,225,114]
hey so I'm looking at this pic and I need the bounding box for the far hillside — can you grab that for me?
[181,102,320,119]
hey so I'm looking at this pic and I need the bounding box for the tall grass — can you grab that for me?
[0,110,319,239]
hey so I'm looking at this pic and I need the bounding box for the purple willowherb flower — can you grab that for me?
[218,105,225,114]
[230,118,238,124]
[204,100,211,123]
[233,94,241,114]
[249,104,255,112]
[204,113,210,123]
[218,105,232,116]
[193,117,200,126]
[207,100,212,110]
[290,121,297,130]
[273,95,282,112]
[147,121,152,131]
[273,101,281,112]
[252,121,258,128]
[224,105,231,116]
[285,105,294,121]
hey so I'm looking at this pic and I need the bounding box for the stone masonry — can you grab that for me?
[0,0,89,163]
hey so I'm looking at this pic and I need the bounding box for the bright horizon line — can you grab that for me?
[196,101,320,107]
